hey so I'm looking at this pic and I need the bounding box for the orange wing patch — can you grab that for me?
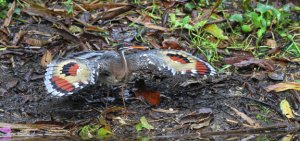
[51,76,75,92]
[160,51,215,75]
[44,59,93,96]
[195,61,208,75]
[166,53,190,64]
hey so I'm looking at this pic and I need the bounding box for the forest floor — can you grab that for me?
[0,0,300,140]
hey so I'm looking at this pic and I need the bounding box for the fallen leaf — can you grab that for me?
[228,105,260,127]
[101,106,124,117]
[190,117,212,129]
[291,58,300,64]
[135,116,154,131]
[113,117,128,125]
[152,108,178,114]
[266,39,280,55]
[127,16,169,31]
[24,37,51,46]
[280,134,294,141]
[204,24,228,40]
[280,99,295,119]
[97,128,112,139]
[268,72,285,81]
[179,108,213,125]
[161,1,176,8]
[146,35,162,49]
[135,89,160,106]
[3,1,16,27]
[266,82,300,92]
[233,58,275,71]
[40,50,52,67]
[266,39,277,48]
[162,37,183,50]
[12,30,27,46]
[134,79,161,106]
[221,49,254,65]
[77,3,129,11]
[6,78,18,90]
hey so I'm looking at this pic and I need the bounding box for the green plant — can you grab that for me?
[79,125,112,140]
[230,3,292,43]
[63,0,73,14]
[0,0,7,19]
[135,116,154,132]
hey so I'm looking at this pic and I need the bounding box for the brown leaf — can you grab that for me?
[146,35,162,49]
[162,37,183,50]
[161,1,176,9]
[266,39,280,55]
[134,79,160,106]
[228,105,260,128]
[77,3,129,11]
[266,82,300,92]
[12,30,27,46]
[192,0,222,24]
[135,90,161,106]
[127,16,169,31]
[266,39,277,48]
[22,2,72,20]
[40,50,52,67]
[152,108,178,114]
[24,37,50,46]
[219,49,254,65]
[233,58,275,71]
[0,28,9,45]
[3,1,16,27]
[179,108,213,126]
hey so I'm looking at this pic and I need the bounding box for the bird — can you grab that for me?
[44,44,216,96]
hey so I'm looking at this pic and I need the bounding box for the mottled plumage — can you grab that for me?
[44,49,216,96]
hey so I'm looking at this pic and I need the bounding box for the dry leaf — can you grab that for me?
[266,82,300,92]
[190,118,212,129]
[266,39,277,48]
[291,58,300,64]
[233,58,275,71]
[228,105,260,127]
[135,89,161,106]
[127,16,169,31]
[3,1,16,27]
[134,79,160,106]
[24,37,50,46]
[40,50,52,67]
[152,108,178,114]
[162,37,183,50]
[280,134,294,141]
[12,30,27,46]
[280,99,295,119]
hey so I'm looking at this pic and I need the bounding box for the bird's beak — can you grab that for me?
[128,45,149,50]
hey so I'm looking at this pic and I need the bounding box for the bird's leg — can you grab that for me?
[120,84,127,113]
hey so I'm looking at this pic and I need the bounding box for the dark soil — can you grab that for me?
[1,56,299,139]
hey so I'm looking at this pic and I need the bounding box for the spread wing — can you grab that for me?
[44,51,118,96]
[127,50,216,76]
